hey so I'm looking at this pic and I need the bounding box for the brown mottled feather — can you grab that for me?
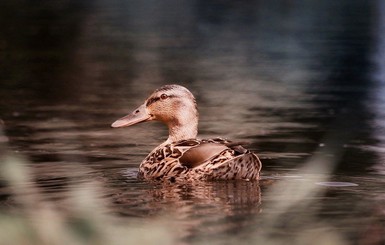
[179,143,228,168]
[138,138,262,181]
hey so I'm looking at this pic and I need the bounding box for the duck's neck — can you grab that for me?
[164,112,198,144]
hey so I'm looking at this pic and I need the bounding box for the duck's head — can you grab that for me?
[111,84,199,143]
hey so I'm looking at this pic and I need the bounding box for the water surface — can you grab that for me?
[0,0,384,244]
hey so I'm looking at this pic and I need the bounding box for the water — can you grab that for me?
[0,0,384,244]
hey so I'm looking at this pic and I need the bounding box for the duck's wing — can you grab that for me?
[206,138,252,155]
[179,142,228,168]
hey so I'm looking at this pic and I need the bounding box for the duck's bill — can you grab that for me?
[111,104,151,128]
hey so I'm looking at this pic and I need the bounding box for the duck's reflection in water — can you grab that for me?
[112,179,262,240]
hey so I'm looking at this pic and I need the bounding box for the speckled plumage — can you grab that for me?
[138,138,261,181]
[112,84,262,181]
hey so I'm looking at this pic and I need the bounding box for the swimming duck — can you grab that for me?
[111,84,262,181]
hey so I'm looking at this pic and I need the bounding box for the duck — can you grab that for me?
[111,84,262,181]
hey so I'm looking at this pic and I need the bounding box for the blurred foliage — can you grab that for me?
[0,155,175,245]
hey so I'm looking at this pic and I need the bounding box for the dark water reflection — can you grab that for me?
[1,0,385,244]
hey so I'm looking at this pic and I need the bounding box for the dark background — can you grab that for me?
[0,0,384,174]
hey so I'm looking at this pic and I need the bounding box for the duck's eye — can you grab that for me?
[160,94,168,100]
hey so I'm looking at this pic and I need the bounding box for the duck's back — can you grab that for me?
[138,138,262,181]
